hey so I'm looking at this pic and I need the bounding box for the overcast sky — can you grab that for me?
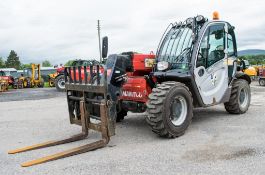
[0,0,264,64]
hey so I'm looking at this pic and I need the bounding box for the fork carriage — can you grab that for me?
[8,64,116,167]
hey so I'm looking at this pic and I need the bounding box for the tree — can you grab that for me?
[20,63,32,69]
[238,54,265,65]
[42,60,52,67]
[64,60,74,66]
[0,57,5,68]
[5,50,21,69]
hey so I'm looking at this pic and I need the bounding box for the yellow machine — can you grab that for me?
[13,64,44,89]
[243,66,257,77]
[0,78,8,92]
[48,72,58,87]
[240,60,258,78]
[22,64,44,88]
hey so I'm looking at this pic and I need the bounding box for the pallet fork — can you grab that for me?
[8,65,115,167]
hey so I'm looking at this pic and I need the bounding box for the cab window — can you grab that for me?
[227,27,236,57]
[196,29,209,67]
[207,24,225,67]
[196,24,225,68]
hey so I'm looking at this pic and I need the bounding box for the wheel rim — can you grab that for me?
[58,79,65,89]
[170,96,187,126]
[239,87,249,109]
[261,79,265,86]
[24,81,27,87]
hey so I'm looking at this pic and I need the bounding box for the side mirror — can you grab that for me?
[102,36,108,59]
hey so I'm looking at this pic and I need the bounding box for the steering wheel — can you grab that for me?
[215,45,223,50]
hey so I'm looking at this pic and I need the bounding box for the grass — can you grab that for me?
[44,82,50,88]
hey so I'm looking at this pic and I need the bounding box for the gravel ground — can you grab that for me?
[0,87,65,102]
[0,82,265,175]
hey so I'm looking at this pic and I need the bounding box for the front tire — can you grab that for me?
[55,75,65,92]
[146,82,193,138]
[37,79,45,88]
[224,79,251,114]
[23,78,31,88]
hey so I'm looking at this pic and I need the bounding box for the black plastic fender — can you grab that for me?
[235,72,251,84]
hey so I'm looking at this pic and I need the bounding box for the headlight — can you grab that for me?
[157,61,169,71]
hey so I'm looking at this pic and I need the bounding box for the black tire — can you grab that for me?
[259,78,265,86]
[38,79,45,88]
[116,109,127,122]
[146,81,193,138]
[55,75,65,92]
[49,78,55,87]
[224,79,251,114]
[23,78,31,88]
[18,79,23,89]
[13,78,18,89]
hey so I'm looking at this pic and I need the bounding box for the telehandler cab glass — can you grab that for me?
[227,27,236,57]
[157,24,193,69]
[156,16,207,71]
[197,24,225,68]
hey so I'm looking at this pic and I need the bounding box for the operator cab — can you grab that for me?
[154,12,240,107]
[0,71,6,76]
[146,12,251,138]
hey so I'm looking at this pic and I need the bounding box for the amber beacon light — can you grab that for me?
[213,11,220,20]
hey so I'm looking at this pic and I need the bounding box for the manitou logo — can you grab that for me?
[122,91,143,98]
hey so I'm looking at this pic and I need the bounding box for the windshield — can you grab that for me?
[157,26,193,65]
[0,71,5,76]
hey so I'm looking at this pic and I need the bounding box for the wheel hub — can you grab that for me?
[239,87,249,108]
[58,79,65,89]
[170,96,187,126]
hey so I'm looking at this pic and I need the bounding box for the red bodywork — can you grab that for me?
[68,66,104,82]
[66,53,155,112]
[0,75,13,85]
[56,67,65,74]
[120,53,156,104]
[259,67,265,77]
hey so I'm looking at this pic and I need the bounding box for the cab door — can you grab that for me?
[194,23,228,105]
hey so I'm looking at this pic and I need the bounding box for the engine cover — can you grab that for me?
[120,76,152,103]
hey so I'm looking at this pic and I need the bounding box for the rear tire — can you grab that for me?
[38,79,44,88]
[116,109,127,122]
[18,79,23,89]
[224,79,251,114]
[259,78,265,86]
[13,78,18,89]
[55,75,65,92]
[146,81,193,138]
[49,78,55,87]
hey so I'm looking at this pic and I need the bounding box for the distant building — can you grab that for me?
[16,70,24,77]
[40,67,56,76]
[0,68,17,77]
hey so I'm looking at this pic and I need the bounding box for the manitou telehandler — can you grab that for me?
[9,12,251,167]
